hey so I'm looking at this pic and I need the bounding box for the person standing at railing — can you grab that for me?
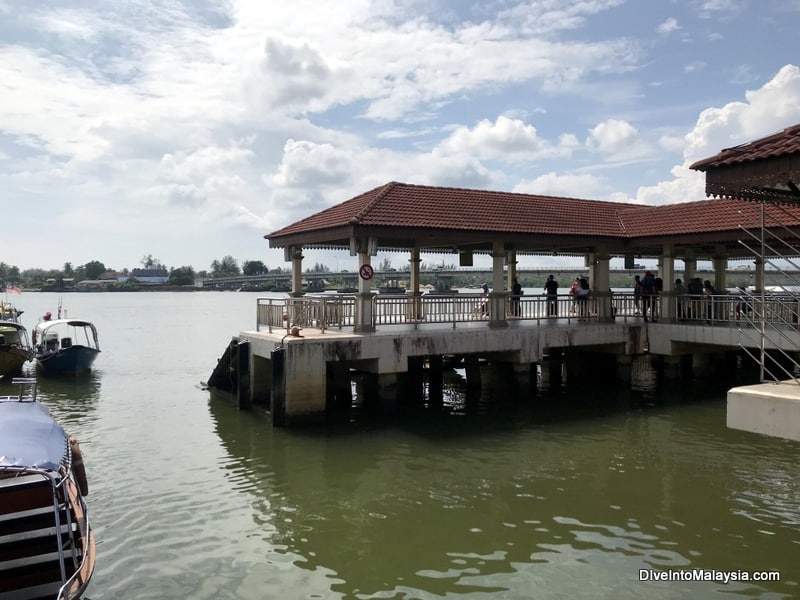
[543,275,558,316]
[675,278,687,321]
[703,280,716,324]
[568,277,580,314]
[511,278,523,316]
[640,271,657,322]
[576,277,591,319]
[687,277,704,319]
[480,283,490,317]
[633,275,642,315]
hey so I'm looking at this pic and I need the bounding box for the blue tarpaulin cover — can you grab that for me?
[0,400,67,471]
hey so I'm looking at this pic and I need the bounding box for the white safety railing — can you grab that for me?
[256,292,800,333]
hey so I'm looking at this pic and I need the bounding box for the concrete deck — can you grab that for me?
[728,382,800,443]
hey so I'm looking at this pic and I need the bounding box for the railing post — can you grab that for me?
[354,292,376,332]
[488,291,508,327]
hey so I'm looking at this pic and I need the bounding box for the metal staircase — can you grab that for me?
[737,202,800,383]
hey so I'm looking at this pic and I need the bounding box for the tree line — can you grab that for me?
[0,254,282,289]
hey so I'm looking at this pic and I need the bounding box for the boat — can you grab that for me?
[0,378,96,599]
[32,319,100,375]
[0,321,34,377]
[0,301,24,322]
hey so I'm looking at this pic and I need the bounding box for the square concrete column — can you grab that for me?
[408,247,423,321]
[290,247,304,296]
[284,343,327,424]
[355,250,375,332]
[507,250,517,292]
[683,252,696,282]
[713,247,726,292]
[490,241,508,327]
[589,250,612,321]
[659,246,675,322]
[754,257,764,292]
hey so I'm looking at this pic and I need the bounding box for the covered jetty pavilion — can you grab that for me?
[214,178,800,427]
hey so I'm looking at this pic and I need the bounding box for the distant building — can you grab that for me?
[129,268,169,285]
[42,277,75,292]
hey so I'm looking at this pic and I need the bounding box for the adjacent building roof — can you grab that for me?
[266,181,800,259]
[690,124,800,202]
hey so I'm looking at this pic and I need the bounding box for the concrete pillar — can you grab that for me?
[464,355,481,390]
[403,356,426,411]
[616,354,634,387]
[684,252,696,282]
[507,250,517,292]
[512,362,537,400]
[659,245,675,322]
[326,362,352,414]
[589,249,612,321]
[409,247,423,321]
[283,344,327,424]
[290,247,304,297]
[490,241,508,326]
[355,248,375,332]
[374,373,402,412]
[543,349,563,389]
[754,257,764,292]
[428,355,444,409]
[713,247,726,292]
[409,247,421,293]
[360,371,382,415]
[251,354,271,409]
[237,341,251,409]
[680,354,694,382]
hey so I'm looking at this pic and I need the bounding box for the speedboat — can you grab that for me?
[0,321,33,376]
[0,378,96,599]
[33,320,100,375]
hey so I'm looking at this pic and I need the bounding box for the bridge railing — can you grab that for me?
[255,292,799,332]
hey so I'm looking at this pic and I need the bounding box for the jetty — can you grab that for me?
[210,149,800,437]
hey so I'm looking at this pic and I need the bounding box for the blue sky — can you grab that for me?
[1,0,800,272]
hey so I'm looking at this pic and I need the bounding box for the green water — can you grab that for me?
[7,292,798,599]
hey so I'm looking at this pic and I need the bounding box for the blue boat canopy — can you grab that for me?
[0,401,68,471]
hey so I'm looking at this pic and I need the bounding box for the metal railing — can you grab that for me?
[256,292,800,334]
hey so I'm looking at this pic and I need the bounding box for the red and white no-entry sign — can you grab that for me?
[359,264,374,280]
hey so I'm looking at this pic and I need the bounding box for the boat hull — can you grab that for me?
[36,346,100,375]
[0,346,30,376]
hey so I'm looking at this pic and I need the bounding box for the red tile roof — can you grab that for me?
[269,181,649,238]
[266,181,800,254]
[690,124,800,170]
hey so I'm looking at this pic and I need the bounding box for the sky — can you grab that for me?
[2,0,800,274]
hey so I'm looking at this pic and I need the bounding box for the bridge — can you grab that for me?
[200,267,765,291]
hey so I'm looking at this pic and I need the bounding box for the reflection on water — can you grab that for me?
[7,293,798,599]
[207,358,800,599]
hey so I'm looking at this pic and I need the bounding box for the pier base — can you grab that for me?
[728,382,800,442]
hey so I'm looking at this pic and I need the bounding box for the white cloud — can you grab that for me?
[587,119,638,153]
[657,18,680,36]
[513,172,615,199]
[0,1,798,271]
[635,64,800,204]
[435,116,576,161]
